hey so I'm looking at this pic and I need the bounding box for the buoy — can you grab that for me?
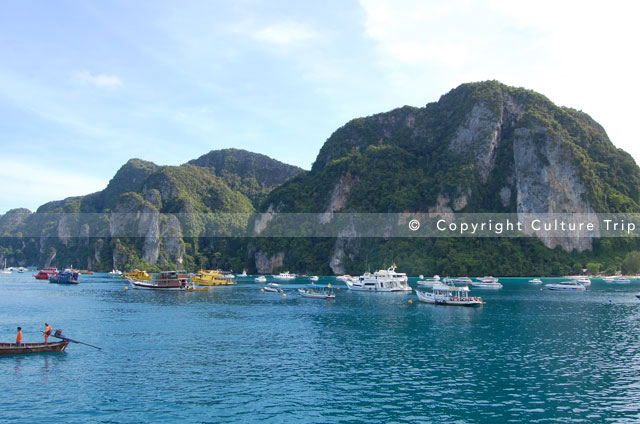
[337,288,340,291]
[260,288,264,292]
[408,299,413,304]
[124,286,128,290]
[282,293,287,297]
[327,283,332,288]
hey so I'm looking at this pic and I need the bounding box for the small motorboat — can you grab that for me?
[272,271,296,280]
[471,277,502,289]
[108,269,123,278]
[49,269,80,284]
[298,287,335,299]
[417,275,441,287]
[263,283,283,293]
[0,340,70,355]
[528,278,543,284]
[237,270,248,278]
[309,276,319,282]
[415,284,483,306]
[34,267,57,280]
[545,281,586,291]
[255,275,267,283]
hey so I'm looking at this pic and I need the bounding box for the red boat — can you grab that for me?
[34,267,57,280]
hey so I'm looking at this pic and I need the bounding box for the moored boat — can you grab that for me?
[124,269,152,280]
[49,269,80,284]
[0,340,70,355]
[417,275,441,287]
[471,278,503,289]
[34,267,57,280]
[272,271,296,280]
[415,284,483,306]
[545,281,586,291]
[263,283,283,293]
[345,265,411,292]
[192,270,235,286]
[1,259,10,274]
[255,275,267,283]
[130,270,189,290]
[298,287,335,299]
[309,275,319,282]
[108,269,123,278]
[528,278,543,284]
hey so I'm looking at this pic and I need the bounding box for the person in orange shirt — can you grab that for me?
[44,323,52,344]
[16,327,22,345]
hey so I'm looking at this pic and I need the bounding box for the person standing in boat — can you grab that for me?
[44,323,52,344]
[16,327,22,346]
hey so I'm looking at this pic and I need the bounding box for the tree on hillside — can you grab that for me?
[621,251,640,275]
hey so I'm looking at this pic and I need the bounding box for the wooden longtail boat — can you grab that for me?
[0,340,69,355]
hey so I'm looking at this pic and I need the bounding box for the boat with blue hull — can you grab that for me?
[49,269,80,284]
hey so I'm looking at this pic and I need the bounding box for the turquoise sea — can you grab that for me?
[1,273,640,423]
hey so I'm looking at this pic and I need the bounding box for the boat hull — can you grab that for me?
[0,340,69,355]
[471,283,503,289]
[416,290,482,306]
[130,279,185,290]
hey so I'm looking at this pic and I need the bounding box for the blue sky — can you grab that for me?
[1,0,639,213]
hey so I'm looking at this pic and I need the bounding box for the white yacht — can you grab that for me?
[445,277,472,284]
[417,275,441,287]
[345,266,411,292]
[272,271,296,280]
[255,275,267,283]
[415,284,483,306]
[108,269,123,278]
[576,277,591,287]
[309,275,319,282]
[528,278,543,284]
[545,281,586,291]
[263,282,283,293]
[471,278,503,289]
[612,278,631,284]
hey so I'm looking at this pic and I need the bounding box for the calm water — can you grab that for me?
[1,273,640,423]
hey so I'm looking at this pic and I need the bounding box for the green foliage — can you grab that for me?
[621,251,640,275]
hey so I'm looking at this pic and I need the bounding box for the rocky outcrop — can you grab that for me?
[320,173,358,224]
[513,127,598,251]
[254,250,285,274]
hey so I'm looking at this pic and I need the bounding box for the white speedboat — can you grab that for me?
[417,275,441,287]
[309,276,319,282]
[477,276,499,283]
[415,284,483,306]
[445,277,472,284]
[528,278,543,284]
[336,274,353,282]
[576,278,591,287]
[613,278,631,284]
[272,271,296,280]
[108,269,123,278]
[545,281,586,291]
[263,283,283,293]
[298,287,335,299]
[418,274,424,279]
[255,275,267,283]
[345,266,411,292]
[237,270,248,277]
[471,280,503,289]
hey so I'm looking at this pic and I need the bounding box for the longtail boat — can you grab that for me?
[129,270,189,290]
[0,340,69,355]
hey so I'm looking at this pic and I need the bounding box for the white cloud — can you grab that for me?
[253,21,316,45]
[0,157,108,213]
[358,0,640,164]
[74,70,123,87]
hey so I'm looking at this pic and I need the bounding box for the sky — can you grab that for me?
[1,0,639,213]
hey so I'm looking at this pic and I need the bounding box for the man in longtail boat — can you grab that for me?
[44,323,52,344]
[16,327,22,345]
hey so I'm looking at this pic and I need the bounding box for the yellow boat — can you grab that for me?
[192,270,235,286]
[123,269,153,280]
